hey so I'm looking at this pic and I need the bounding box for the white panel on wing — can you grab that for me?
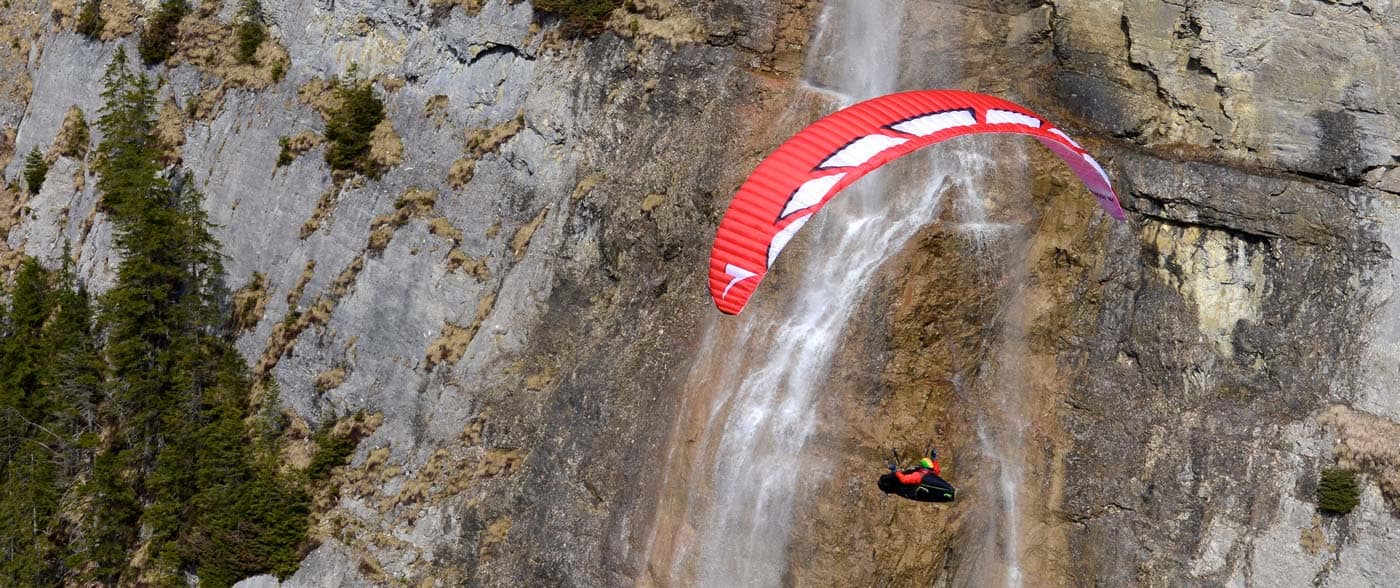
[780,173,847,219]
[1049,128,1082,149]
[1084,154,1112,186]
[818,135,909,169]
[986,109,1042,128]
[767,215,811,268]
[888,110,977,137]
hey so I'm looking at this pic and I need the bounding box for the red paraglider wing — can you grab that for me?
[708,89,1125,315]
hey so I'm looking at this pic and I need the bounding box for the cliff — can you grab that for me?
[1,0,1397,586]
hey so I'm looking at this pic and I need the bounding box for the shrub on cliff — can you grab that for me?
[532,0,623,36]
[1318,468,1360,515]
[236,0,267,64]
[138,0,188,65]
[23,147,48,195]
[324,70,386,177]
[76,0,104,39]
[61,109,91,158]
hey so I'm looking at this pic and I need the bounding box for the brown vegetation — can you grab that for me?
[231,272,270,333]
[1321,405,1400,511]
[448,113,525,189]
[511,207,549,259]
[166,9,291,89]
[424,294,496,368]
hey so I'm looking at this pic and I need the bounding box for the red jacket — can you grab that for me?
[895,460,941,484]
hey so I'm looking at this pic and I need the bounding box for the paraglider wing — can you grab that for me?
[708,89,1125,315]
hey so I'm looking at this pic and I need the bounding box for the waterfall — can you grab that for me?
[644,1,1037,586]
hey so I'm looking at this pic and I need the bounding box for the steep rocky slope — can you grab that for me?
[1,0,1397,586]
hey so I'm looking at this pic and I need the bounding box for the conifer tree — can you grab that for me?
[23,146,48,195]
[96,47,162,222]
[324,68,386,177]
[0,259,63,586]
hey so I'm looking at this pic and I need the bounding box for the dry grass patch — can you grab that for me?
[254,257,365,378]
[1321,405,1400,510]
[428,0,486,15]
[157,100,188,162]
[297,78,341,115]
[640,193,665,212]
[367,187,439,255]
[286,260,316,308]
[368,120,403,170]
[425,94,451,127]
[57,106,90,158]
[167,11,290,89]
[428,217,463,243]
[424,293,496,368]
[447,157,477,190]
[481,517,512,555]
[608,0,705,44]
[448,113,525,189]
[277,130,324,167]
[300,185,340,238]
[511,207,549,259]
[446,249,490,281]
[572,172,605,201]
[231,272,270,333]
[314,366,349,392]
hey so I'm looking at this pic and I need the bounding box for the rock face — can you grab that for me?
[1,0,1398,586]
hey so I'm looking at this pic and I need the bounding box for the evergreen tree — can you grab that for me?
[42,249,104,479]
[138,0,188,65]
[1,259,52,417]
[67,46,314,586]
[0,259,62,587]
[96,47,162,222]
[324,68,386,177]
[23,146,48,195]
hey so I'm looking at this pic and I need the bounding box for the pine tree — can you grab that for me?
[324,68,386,177]
[23,146,48,195]
[96,47,162,222]
[0,258,61,587]
[1,259,52,415]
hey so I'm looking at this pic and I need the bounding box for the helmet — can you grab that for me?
[919,457,934,469]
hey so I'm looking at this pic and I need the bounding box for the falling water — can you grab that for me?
[948,138,1035,588]
[668,1,936,585]
[652,1,1037,585]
